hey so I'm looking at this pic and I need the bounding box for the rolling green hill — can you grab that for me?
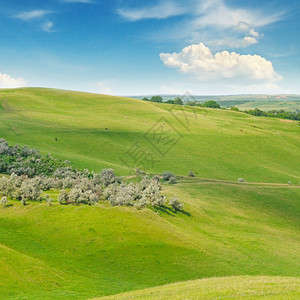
[0,88,299,299]
[0,88,299,183]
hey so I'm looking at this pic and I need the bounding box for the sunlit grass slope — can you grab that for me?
[0,88,299,299]
[0,88,299,183]
[0,180,299,299]
[98,276,300,299]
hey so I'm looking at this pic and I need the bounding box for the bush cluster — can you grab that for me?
[0,138,77,177]
[0,171,183,210]
[0,139,184,211]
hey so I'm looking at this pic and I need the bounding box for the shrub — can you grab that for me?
[161,171,176,183]
[202,101,220,108]
[142,179,165,207]
[169,195,184,211]
[45,195,52,207]
[58,189,68,205]
[20,179,42,202]
[168,177,176,184]
[99,169,120,187]
[188,171,195,177]
[136,168,146,176]
[1,196,8,208]
[68,187,83,205]
[0,176,15,197]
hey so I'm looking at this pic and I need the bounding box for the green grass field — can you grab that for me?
[235,100,300,112]
[98,276,300,299]
[0,88,299,183]
[0,88,299,299]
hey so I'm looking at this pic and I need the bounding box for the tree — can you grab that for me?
[68,187,82,205]
[99,169,119,187]
[150,96,163,103]
[20,179,41,202]
[58,189,68,205]
[169,195,183,211]
[202,101,220,108]
[1,196,8,208]
[174,97,183,105]
[165,100,175,104]
[230,107,239,111]
[45,195,52,207]
[161,171,176,184]
[142,179,165,207]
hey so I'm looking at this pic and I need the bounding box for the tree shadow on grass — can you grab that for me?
[153,205,191,217]
[2,203,14,208]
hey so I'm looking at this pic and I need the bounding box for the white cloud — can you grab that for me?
[160,43,282,83]
[119,0,283,49]
[13,10,52,21]
[0,73,26,89]
[118,1,188,21]
[208,35,258,48]
[42,21,54,32]
[193,0,281,30]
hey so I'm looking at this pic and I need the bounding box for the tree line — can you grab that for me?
[141,96,299,120]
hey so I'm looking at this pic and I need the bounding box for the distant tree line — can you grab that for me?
[140,96,299,121]
[142,96,220,108]
[243,108,300,120]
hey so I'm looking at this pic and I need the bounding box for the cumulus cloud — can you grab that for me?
[118,1,188,21]
[160,43,282,83]
[0,73,26,89]
[13,10,52,21]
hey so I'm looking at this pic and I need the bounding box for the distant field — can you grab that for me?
[235,100,300,111]
[132,94,300,111]
[0,88,299,183]
[98,276,300,299]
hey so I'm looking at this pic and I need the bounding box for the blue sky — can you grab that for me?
[0,0,299,95]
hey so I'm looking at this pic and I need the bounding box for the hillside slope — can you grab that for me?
[97,276,300,299]
[0,180,299,299]
[0,88,299,299]
[0,88,299,183]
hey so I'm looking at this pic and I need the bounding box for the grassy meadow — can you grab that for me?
[0,88,299,183]
[0,88,299,299]
[98,276,300,299]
